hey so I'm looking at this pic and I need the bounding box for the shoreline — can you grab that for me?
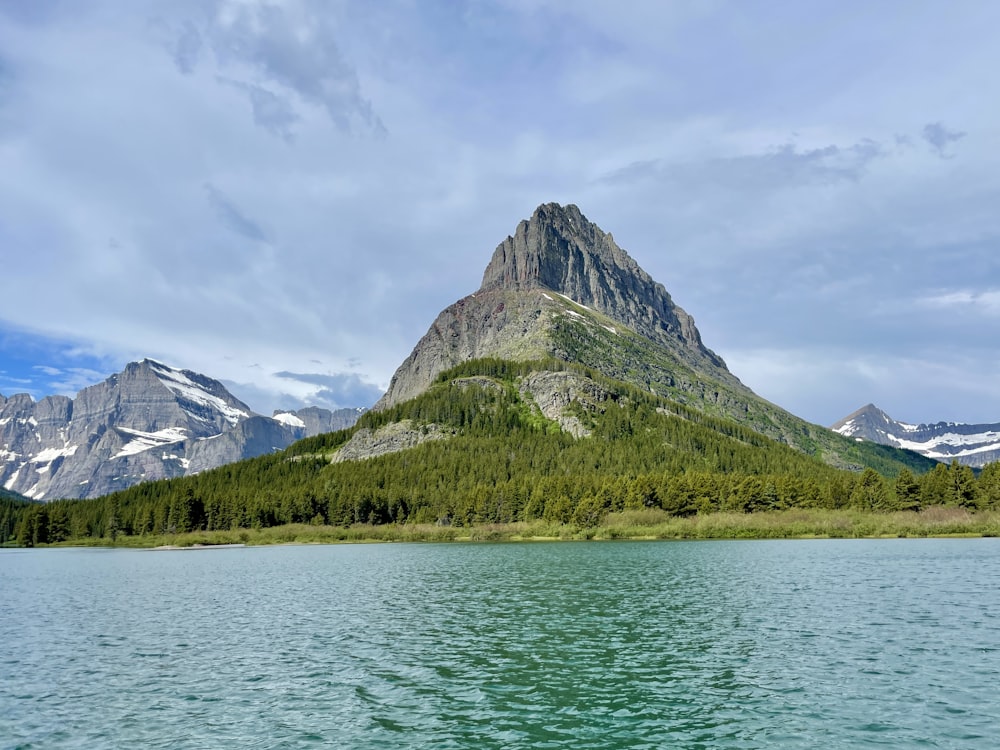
[34,507,1000,549]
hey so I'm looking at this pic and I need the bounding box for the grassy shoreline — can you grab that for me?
[43,507,1000,549]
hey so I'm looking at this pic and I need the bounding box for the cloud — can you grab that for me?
[921,122,965,158]
[275,371,384,409]
[170,0,384,137]
[218,76,299,140]
[203,183,268,242]
[3,0,1000,433]
[919,289,1000,316]
[603,138,886,191]
[725,346,1000,427]
[37,366,110,396]
[172,20,202,74]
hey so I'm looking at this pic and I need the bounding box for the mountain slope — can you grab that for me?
[833,404,1000,468]
[40,355,965,544]
[0,360,364,500]
[377,203,934,474]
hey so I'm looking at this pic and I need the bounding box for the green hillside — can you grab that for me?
[548,297,932,473]
[14,358,984,546]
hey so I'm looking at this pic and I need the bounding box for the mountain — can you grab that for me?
[0,359,364,500]
[18,204,948,543]
[376,203,734,409]
[832,404,1000,468]
[377,202,933,474]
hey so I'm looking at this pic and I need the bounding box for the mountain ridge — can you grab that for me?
[832,403,1000,468]
[1,359,364,500]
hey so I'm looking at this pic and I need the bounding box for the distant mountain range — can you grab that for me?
[832,404,1000,468]
[0,359,363,500]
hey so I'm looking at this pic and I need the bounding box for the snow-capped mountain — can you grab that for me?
[831,404,1000,468]
[0,359,364,500]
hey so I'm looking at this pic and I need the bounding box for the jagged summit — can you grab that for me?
[479,203,724,367]
[376,202,742,410]
[0,360,363,500]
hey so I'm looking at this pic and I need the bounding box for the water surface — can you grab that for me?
[2,539,998,748]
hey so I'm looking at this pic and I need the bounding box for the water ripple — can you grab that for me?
[1,539,999,748]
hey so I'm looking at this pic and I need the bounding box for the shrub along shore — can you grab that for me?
[42,507,1000,548]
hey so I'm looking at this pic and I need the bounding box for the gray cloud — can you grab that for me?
[922,122,965,158]
[170,1,384,137]
[603,139,885,191]
[3,1,1000,429]
[218,76,299,140]
[172,20,202,74]
[203,183,268,243]
[275,371,384,409]
[31,365,107,396]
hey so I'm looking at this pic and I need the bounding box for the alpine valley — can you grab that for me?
[0,359,363,500]
[12,203,1000,547]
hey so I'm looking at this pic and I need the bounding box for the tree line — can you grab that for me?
[9,359,999,546]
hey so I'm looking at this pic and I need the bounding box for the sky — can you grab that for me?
[1,0,999,428]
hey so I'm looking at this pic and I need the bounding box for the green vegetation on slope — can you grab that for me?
[1,493,33,545]
[548,311,937,475]
[10,359,999,547]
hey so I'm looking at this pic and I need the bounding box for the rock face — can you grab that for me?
[331,420,451,463]
[0,359,364,500]
[377,203,734,410]
[480,203,725,368]
[832,404,1000,468]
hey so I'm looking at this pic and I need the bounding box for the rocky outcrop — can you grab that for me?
[833,404,1000,468]
[518,370,617,438]
[0,359,364,500]
[330,420,451,463]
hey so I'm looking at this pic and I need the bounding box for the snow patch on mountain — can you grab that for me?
[1,359,365,500]
[272,412,306,428]
[114,427,189,458]
[832,404,1000,468]
[146,360,249,425]
[31,445,79,464]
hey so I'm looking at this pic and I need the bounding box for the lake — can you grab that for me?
[2,539,998,748]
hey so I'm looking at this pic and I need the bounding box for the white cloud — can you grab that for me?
[2,0,1000,426]
[919,290,1000,316]
[725,347,1000,427]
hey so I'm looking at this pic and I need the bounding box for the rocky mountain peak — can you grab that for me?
[1,360,363,500]
[375,203,736,410]
[832,403,1000,468]
[479,203,724,368]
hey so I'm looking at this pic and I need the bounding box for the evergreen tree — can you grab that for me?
[921,463,952,506]
[894,468,921,511]
[978,462,1000,509]
[850,468,892,511]
[950,461,980,510]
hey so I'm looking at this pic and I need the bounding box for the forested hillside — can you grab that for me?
[14,359,996,547]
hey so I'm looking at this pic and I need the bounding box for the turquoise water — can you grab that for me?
[2,539,998,748]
